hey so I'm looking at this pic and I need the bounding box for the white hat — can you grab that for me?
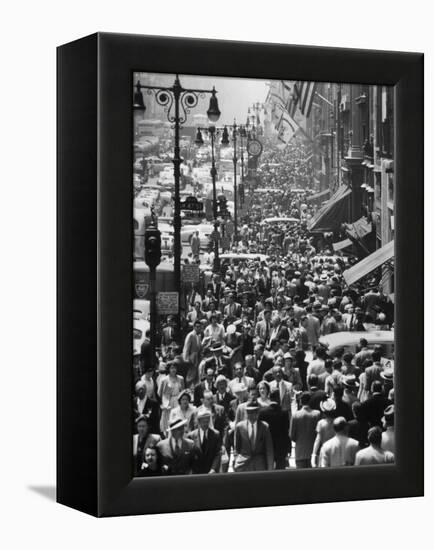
[135,381,146,392]
[226,324,236,335]
[233,382,247,394]
[320,398,336,412]
[167,415,188,431]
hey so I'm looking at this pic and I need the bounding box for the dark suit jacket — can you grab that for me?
[207,282,223,302]
[256,277,270,295]
[360,394,389,427]
[269,325,290,344]
[348,419,369,448]
[210,403,227,437]
[223,302,242,320]
[256,354,274,378]
[259,403,290,457]
[156,437,196,475]
[187,428,221,474]
[193,381,216,406]
[214,390,234,414]
[233,420,274,471]
[140,339,153,371]
[308,388,328,411]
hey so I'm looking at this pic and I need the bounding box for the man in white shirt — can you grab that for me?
[355,426,394,465]
[319,417,359,467]
[269,366,294,422]
[307,346,327,380]
[228,362,255,394]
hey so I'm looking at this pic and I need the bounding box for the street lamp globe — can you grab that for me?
[207,87,221,122]
[194,128,204,146]
[221,126,230,146]
[133,82,146,111]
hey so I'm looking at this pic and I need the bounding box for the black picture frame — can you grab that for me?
[57,32,424,517]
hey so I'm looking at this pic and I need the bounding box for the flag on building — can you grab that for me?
[296,81,317,118]
[281,80,302,117]
[276,109,300,149]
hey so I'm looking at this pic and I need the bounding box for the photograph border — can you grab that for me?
[57,32,423,517]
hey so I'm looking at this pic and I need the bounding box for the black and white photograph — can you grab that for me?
[132,73,396,477]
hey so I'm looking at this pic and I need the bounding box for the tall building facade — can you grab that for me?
[306,82,394,259]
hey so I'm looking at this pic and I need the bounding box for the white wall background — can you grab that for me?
[0,0,431,546]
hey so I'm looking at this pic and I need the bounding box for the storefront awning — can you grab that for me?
[308,186,352,232]
[306,189,331,202]
[343,240,394,286]
[333,238,352,251]
[345,216,372,240]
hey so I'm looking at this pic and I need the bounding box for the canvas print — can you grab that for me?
[132,72,395,477]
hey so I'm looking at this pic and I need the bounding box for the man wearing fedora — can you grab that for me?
[156,415,196,475]
[233,399,274,472]
[188,409,221,474]
[381,404,395,454]
[319,417,359,468]
[208,341,231,378]
[228,382,249,426]
[196,390,227,440]
[341,375,360,409]
[312,397,337,466]
[380,365,394,397]
[360,381,389,428]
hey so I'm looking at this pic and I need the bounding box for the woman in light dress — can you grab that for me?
[169,390,196,433]
[158,362,185,436]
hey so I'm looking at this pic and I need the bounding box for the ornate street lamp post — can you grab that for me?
[195,121,249,265]
[224,121,248,243]
[133,75,220,325]
[194,125,221,271]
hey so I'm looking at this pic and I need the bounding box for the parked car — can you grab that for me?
[318,330,394,362]
[181,222,214,249]
[133,318,150,356]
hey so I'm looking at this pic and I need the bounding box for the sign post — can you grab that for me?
[182,264,200,284]
[157,292,179,315]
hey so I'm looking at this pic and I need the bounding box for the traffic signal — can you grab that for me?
[144,226,161,269]
[217,195,229,217]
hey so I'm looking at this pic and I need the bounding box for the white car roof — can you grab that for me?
[220,253,269,262]
[319,330,394,351]
[261,217,299,224]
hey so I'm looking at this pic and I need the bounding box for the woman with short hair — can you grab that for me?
[133,415,161,476]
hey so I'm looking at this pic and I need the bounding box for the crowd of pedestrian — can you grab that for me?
[133,138,395,477]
